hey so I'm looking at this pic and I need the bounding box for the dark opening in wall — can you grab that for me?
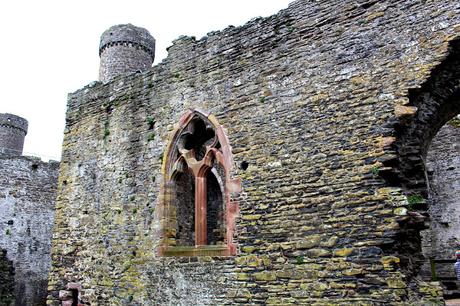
[240,161,249,170]
[181,118,215,161]
[206,169,225,245]
[0,249,14,305]
[70,289,78,306]
[173,171,195,246]
[105,104,113,114]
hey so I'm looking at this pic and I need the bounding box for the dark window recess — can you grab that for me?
[169,114,226,246]
[70,289,78,306]
[206,170,224,245]
[174,171,195,246]
[161,110,240,256]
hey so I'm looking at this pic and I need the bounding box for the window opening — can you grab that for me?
[70,289,78,306]
[160,109,240,256]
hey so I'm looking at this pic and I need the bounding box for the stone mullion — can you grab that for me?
[195,175,207,246]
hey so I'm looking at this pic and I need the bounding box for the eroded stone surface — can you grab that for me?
[0,156,59,305]
[47,0,460,304]
[421,121,460,280]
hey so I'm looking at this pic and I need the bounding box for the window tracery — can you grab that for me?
[160,109,240,256]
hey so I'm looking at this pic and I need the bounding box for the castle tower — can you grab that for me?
[99,24,156,83]
[0,113,28,156]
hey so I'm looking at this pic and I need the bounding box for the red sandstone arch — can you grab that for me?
[159,109,240,256]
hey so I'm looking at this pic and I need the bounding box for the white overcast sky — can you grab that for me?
[0,0,292,161]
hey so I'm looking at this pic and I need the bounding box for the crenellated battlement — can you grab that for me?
[98,24,156,83]
[99,40,155,59]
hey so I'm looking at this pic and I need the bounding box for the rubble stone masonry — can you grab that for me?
[0,156,59,305]
[47,0,460,304]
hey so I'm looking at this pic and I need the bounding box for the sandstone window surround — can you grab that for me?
[159,109,240,256]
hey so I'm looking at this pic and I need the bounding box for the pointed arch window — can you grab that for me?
[160,109,240,256]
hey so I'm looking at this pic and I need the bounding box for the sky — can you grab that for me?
[0,0,292,161]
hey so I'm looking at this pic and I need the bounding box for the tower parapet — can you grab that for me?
[99,24,155,83]
[0,113,28,156]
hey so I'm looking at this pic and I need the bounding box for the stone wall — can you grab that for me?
[421,119,460,280]
[0,156,59,306]
[48,0,460,304]
[0,249,15,306]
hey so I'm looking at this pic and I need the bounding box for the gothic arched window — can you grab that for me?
[159,109,240,256]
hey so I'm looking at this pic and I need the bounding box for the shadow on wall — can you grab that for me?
[380,38,460,290]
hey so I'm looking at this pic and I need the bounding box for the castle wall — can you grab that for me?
[48,0,460,304]
[421,121,460,279]
[0,156,59,305]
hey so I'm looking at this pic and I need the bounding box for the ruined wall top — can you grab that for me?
[0,113,28,156]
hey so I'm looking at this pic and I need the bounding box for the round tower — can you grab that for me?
[0,113,28,156]
[99,24,156,83]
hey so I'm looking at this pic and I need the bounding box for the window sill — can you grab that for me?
[161,245,234,257]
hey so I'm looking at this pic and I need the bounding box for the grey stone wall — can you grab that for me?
[0,156,59,306]
[99,24,155,83]
[48,0,459,305]
[0,114,28,156]
[421,120,460,279]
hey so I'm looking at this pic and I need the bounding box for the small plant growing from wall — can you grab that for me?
[147,116,155,130]
[370,166,380,176]
[407,194,425,210]
[448,116,460,128]
[147,133,155,142]
[296,256,304,264]
[103,120,110,141]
